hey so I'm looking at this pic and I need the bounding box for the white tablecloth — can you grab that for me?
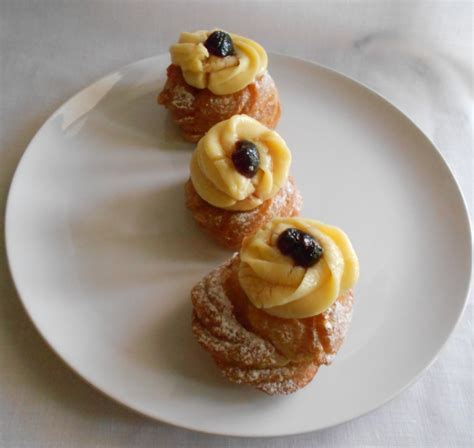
[0,1,472,446]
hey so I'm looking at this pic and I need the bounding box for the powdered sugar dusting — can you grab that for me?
[170,86,194,110]
[192,258,286,368]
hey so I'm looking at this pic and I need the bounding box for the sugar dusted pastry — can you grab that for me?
[185,114,302,249]
[158,29,280,142]
[191,217,359,394]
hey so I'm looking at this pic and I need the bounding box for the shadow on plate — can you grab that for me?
[134,298,282,406]
[88,79,192,152]
[70,180,227,291]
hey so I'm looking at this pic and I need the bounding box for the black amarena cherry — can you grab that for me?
[277,228,324,268]
[277,228,301,256]
[231,140,260,178]
[204,31,235,57]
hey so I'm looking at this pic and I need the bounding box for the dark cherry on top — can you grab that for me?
[232,140,260,178]
[204,31,235,57]
[277,228,324,268]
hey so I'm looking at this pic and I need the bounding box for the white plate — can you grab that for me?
[5,54,472,437]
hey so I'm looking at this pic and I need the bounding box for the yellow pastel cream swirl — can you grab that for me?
[170,30,268,95]
[239,218,359,318]
[190,115,291,211]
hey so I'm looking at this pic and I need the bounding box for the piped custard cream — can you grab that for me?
[239,218,359,318]
[190,115,291,211]
[170,30,267,95]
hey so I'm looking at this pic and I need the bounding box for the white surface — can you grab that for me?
[0,1,472,447]
[6,53,471,437]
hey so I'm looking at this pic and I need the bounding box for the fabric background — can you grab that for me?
[0,1,472,446]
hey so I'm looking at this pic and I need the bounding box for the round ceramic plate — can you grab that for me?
[5,54,472,437]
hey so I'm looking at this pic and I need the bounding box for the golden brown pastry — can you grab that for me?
[158,30,280,142]
[185,115,302,249]
[191,217,359,394]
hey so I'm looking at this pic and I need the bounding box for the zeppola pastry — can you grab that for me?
[157,28,361,396]
[158,29,280,142]
[185,114,302,249]
[191,217,359,394]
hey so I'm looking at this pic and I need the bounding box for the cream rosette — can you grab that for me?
[239,218,359,318]
[190,115,291,211]
[170,30,268,95]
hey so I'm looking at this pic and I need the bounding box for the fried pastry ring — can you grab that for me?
[191,255,354,394]
[158,64,281,142]
[185,176,302,250]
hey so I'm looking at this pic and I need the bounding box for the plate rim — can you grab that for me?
[4,52,473,437]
